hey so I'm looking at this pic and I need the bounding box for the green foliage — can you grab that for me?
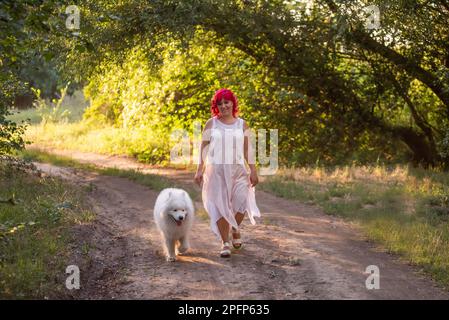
[33,85,71,125]
[81,25,405,166]
[4,0,449,167]
[0,0,68,155]
[437,129,449,169]
[8,90,89,126]
[75,0,449,167]
[0,110,27,156]
[0,157,94,298]
[0,49,28,155]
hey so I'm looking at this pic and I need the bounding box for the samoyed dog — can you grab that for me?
[153,188,195,262]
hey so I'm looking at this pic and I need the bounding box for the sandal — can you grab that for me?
[231,230,243,250]
[220,241,231,258]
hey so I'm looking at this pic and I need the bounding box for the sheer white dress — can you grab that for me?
[202,116,261,239]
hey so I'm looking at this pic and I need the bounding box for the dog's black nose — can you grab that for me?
[179,216,184,220]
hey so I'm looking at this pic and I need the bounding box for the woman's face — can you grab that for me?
[216,98,233,117]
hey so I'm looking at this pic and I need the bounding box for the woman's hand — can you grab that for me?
[249,169,259,188]
[194,170,203,187]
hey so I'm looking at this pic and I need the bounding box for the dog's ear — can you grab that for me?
[182,192,190,204]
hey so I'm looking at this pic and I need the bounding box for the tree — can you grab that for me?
[7,0,448,166]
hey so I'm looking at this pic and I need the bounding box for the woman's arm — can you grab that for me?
[243,120,259,187]
[194,119,213,186]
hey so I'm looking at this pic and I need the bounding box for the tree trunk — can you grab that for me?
[355,107,442,168]
[392,126,441,168]
[323,0,449,110]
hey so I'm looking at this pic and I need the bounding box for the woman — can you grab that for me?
[194,88,261,258]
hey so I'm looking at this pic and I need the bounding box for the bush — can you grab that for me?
[32,86,71,126]
[437,130,449,170]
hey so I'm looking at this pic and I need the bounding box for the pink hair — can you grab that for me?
[210,88,239,117]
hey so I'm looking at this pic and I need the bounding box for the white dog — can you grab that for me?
[153,188,195,262]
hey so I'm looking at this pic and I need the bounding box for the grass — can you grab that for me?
[17,148,200,201]
[8,90,88,125]
[0,158,95,299]
[8,93,174,165]
[259,165,449,288]
[24,121,171,164]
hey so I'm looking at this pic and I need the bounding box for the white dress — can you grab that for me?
[202,116,261,239]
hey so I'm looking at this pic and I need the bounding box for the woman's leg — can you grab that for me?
[216,217,231,257]
[216,217,230,242]
[231,211,245,248]
[234,212,245,226]
[232,211,245,232]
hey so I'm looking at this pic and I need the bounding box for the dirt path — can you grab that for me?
[31,146,449,299]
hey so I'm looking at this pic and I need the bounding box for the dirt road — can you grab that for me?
[32,147,449,299]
